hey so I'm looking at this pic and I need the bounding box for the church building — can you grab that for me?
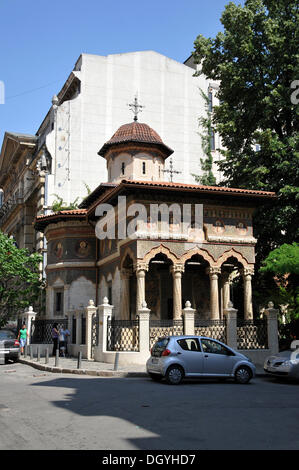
[35,118,276,323]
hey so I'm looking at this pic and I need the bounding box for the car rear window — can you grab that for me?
[0,330,16,340]
[151,338,169,357]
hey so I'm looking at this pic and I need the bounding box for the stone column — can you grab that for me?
[264,301,279,354]
[223,301,238,350]
[242,267,254,320]
[135,262,148,315]
[182,301,195,335]
[75,310,81,346]
[23,306,37,345]
[207,267,221,320]
[171,264,184,320]
[120,269,131,320]
[85,299,97,360]
[97,297,114,354]
[138,301,151,359]
[222,271,231,312]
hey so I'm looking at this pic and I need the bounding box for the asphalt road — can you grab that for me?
[0,362,298,450]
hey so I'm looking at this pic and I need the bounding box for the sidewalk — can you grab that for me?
[19,356,147,377]
[18,356,266,377]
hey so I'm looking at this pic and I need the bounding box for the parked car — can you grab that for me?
[146,335,256,385]
[264,341,299,381]
[0,329,20,363]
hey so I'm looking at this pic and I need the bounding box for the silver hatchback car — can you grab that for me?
[146,335,256,385]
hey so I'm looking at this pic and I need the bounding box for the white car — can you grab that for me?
[264,341,299,381]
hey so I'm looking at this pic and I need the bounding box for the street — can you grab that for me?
[0,362,298,450]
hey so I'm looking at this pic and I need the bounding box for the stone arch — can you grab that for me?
[142,244,179,266]
[179,246,215,266]
[216,248,251,268]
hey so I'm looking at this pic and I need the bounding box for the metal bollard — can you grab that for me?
[37,345,40,362]
[77,351,82,369]
[45,348,49,364]
[114,352,119,371]
[30,345,33,360]
[55,348,59,367]
[24,345,28,358]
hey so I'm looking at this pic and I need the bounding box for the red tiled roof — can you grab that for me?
[120,179,277,197]
[98,122,173,157]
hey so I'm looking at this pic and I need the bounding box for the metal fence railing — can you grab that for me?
[237,319,268,350]
[107,318,139,352]
[30,319,68,344]
[194,319,227,344]
[149,319,184,349]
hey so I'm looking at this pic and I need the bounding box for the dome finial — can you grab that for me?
[128,94,144,122]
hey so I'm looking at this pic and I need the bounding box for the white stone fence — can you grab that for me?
[22,300,279,366]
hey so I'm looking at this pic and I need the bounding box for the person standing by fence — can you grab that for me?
[18,323,29,355]
[52,323,59,357]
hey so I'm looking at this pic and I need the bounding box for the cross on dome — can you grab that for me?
[128,95,144,121]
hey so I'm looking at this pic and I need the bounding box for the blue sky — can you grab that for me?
[0,0,239,144]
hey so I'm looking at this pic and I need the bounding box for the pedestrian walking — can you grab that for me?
[18,323,29,355]
[52,323,59,357]
[59,326,70,357]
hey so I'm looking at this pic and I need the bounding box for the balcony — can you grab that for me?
[0,194,23,226]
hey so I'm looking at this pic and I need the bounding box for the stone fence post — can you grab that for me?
[182,301,195,335]
[85,299,97,360]
[21,306,37,345]
[138,301,151,359]
[264,301,279,354]
[223,301,238,350]
[98,297,114,354]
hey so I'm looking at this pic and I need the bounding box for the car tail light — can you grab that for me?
[162,349,171,357]
[14,340,20,346]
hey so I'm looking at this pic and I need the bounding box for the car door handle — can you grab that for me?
[204,355,209,358]
[177,352,182,355]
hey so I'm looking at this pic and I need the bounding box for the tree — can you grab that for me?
[0,231,44,327]
[192,89,217,185]
[260,243,299,318]
[192,0,299,267]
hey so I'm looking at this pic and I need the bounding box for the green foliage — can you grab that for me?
[260,243,299,318]
[192,89,217,185]
[192,0,299,313]
[0,231,44,326]
[51,194,80,212]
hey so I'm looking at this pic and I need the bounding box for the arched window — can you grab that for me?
[142,162,146,175]
[121,162,125,176]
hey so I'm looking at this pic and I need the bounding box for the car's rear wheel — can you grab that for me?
[234,366,252,384]
[165,365,184,385]
[149,373,163,382]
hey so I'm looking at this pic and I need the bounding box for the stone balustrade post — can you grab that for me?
[98,297,114,353]
[85,299,97,360]
[264,301,279,354]
[223,301,238,350]
[182,301,195,335]
[22,306,37,345]
[138,301,151,358]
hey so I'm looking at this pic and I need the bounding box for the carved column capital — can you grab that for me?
[242,267,255,278]
[134,261,149,275]
[206,266,221,277]
[170,264,185,276]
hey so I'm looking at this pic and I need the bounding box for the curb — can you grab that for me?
[18,359,148,378]
[18,358,266,378]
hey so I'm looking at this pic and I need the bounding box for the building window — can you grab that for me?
[54,290,64,316]
[121,162,125,175]
[108,281,112,305]
[210,129,215,151]
[142,162,146,175]
[208,90,213,113]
